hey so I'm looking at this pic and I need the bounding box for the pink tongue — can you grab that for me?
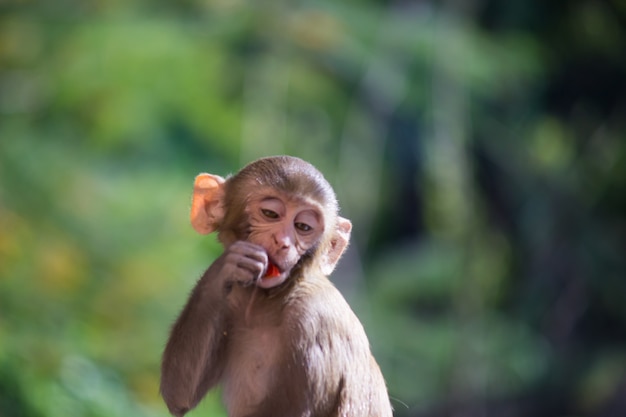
[264,263,281,278]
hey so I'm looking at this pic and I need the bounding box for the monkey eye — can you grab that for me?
[295,222,312,233]
[261,209,279,219]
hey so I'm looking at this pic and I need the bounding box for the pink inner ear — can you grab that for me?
[190,173,226,234]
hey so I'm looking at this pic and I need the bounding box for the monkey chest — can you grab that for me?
[222,326,283,413]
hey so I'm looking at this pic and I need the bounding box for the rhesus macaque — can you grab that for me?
[160,156,392,417]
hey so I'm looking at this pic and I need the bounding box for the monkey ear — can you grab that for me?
[320,217,352,276]
[190,173,226,234]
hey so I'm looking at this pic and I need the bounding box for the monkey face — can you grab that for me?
[190,157,352,281]
[245,192,325,288]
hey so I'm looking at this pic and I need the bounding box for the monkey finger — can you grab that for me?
[232,246,267,265]
[224,249,266,270]
[228,240,264,254]
[228,241,268,266]
[243,249,268,268]
[234,257,266,282]
[218,256,256,285]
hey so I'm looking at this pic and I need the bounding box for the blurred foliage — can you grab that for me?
[1,0,625,416]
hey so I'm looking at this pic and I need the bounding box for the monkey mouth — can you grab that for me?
[263,261,282,278]
[263,253,287,278]
[258,259,290,289]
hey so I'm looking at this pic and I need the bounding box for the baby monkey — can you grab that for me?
[160,156,392,417]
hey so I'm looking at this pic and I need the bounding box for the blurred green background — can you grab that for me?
[1,1,625,416]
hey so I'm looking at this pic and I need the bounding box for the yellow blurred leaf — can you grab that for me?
[36,239,87,295]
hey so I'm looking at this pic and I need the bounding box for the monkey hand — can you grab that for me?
[213,241,269,287]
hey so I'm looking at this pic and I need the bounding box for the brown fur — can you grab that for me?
[160,156,392,417]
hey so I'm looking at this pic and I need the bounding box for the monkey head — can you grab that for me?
[189,156,352,288]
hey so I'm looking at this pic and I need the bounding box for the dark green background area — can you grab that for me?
[1,1,625,416]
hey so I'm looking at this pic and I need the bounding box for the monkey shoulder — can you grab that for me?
[283,276,392,416]
[285,276,370,352]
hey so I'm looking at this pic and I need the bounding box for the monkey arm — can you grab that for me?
[160,243,266,416]
[160,266,229,417]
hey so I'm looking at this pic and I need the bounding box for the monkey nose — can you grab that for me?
[273,233,292,249]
